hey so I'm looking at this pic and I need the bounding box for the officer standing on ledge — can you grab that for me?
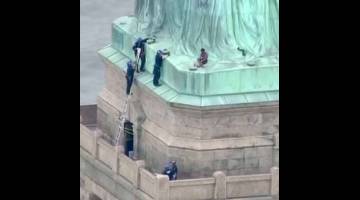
[153,50,169,87]
[125,60,136,95]
[132,37,150,72]
[162,161,178,180]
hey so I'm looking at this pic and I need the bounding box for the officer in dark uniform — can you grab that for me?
[153,50,168,87]
[126,60,136,95]
[132,37,150,72]
[162,161,178,180]
[170,161,178,180]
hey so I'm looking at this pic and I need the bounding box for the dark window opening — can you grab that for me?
[124,120,134,157]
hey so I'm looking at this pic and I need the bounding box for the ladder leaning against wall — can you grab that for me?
[114,93,131,147]
[114,56,139,149]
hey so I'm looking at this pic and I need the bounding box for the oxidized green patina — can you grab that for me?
[135,0,279,60]
[98,0,279,107]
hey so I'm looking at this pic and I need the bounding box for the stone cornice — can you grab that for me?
[142,119,274,151]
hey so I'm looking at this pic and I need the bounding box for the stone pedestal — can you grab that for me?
[96,16,279,179]
[96,57,278,178]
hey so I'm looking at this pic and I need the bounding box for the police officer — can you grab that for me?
[162,161,178,180]
[153,50,168,87]
[126,60,136,95]
[170,161,178,180]
[132,37,150,72]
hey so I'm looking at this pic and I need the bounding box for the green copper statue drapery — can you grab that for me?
[135,0,279,60]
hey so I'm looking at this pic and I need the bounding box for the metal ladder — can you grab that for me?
[114,95,130,146]
[114,54,139,146]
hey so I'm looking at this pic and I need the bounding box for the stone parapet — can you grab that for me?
[81,125,278,200]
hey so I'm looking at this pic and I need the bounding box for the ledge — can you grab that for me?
[169,178,215,186]
[227,174,271,182]
[110,16,279,96]
[98,45,278,109]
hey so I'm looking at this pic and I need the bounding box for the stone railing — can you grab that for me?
[226,173,272,198]
[169,178,215,200]
[80,123,160,199]
[139,168,157,198]
[80,124,279,200]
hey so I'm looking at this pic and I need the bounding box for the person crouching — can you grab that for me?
[194,48,208,68]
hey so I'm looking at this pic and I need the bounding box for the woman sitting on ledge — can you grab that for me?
[195,48,208,68]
